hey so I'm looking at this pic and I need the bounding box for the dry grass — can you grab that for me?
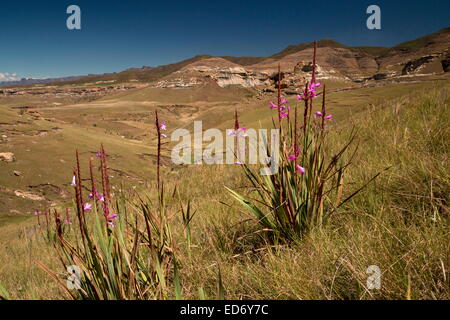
[0,83,448,300]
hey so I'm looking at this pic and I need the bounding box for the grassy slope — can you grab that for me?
[0,104,154,218]
[0,80,448,299]
[178,82,449,300]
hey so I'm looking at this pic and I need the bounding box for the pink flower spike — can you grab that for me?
[71,175,76,187]
[295,165,306,174]
[288,155,297,161]
[325,114,333,120]
[83,203,92,211]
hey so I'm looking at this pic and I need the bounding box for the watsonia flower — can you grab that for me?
[297,82,321,101]
[295,164,306,174]
[314,111,333,120]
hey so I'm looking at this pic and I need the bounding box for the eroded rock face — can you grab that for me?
[213,68,270,87]
[0,152,15,162]
[294,61,315,73]
[402,56,436,75]
[154,65,272,88]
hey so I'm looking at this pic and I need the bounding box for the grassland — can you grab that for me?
[0,78,448,299]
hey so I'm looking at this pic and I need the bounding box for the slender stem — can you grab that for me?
[277,64,282,129]
[312,41,317,84]
[234,110,241,163]
[321,84,326,130]
[155,110,161,192]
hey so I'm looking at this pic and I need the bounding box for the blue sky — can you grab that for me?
[0,0,449,79]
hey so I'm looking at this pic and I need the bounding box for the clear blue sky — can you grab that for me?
[0,0,449,79]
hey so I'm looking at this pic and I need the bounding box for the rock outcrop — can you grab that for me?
[0,152,15,162]
[402,55,436,75]
[14,190,45,201]
[442,53,450,72]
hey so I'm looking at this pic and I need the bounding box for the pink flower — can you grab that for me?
[288,155,297,161]
[295,165,306,174]
[269,98,288,110]
[71,175,76,187]
[160,121,167,131]
[83,203,92,211]
[107,213,118,220]
[106,213,118,227]
[314,112,333,120]
[34,210,40,216]
[278,105,290,119]
[161,133,167,138]
[297,82,320,101]
[96,194,104,202]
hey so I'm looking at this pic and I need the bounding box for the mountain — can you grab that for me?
[5,27,449,89]
[0,76,85,87]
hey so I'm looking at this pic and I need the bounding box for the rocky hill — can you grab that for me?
[4,27,449,90]
[139,27,450,90]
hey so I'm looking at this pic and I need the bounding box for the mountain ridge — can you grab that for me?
[2,27,449,88]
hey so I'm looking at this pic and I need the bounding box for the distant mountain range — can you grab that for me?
[2,27,449,88]
[0,76,85,87]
